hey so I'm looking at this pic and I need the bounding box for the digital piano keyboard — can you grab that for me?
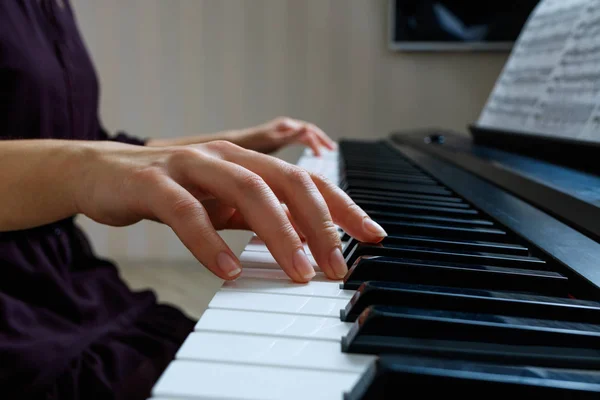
[149,130,600,399]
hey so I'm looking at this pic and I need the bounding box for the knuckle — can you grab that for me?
[170,197,202,220]
[273,221,299,241]
[205,140,238,153]
[287,166,313,188]
[132,166,165,187]
[236,171,268,194]
[322,222,341,242]
[310,172,328,185]
[167,146,201,166]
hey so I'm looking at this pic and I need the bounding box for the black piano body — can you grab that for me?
[339,125,600,398]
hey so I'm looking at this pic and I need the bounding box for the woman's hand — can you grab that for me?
[146,117,337,156]
[76,140,387,282]
[232,117,337,156]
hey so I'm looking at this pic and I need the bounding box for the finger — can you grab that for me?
[144,175,242,280]
[299,130,322,157]
[173,146,315,282]
[201,199,241,230]
[217,146,348,279]
[281,203,306,240]
[201,199,305,240]
[309,171,388,242]
[306,123,336,150]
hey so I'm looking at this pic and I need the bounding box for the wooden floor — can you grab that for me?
[114,230,253,320]
[117,260,223,320]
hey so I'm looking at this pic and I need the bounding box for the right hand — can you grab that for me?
[75,140,388,282]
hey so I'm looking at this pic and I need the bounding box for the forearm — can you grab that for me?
[0,139,90,231]
[145,129,248,148]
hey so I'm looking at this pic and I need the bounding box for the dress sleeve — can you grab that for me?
[97,119,148,146]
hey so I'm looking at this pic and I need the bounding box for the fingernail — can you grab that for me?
[329,247,348,279]
[363,217,388,237]
[293,249,316,280]
[217,252,242,277]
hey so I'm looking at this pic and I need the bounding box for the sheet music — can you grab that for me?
[477,0,600,143]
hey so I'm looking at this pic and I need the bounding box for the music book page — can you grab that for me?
[477,0,600,143]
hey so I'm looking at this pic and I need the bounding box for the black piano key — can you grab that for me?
[346,189,464,203]
[343,168,423,178]
[342,161,418,170]
[341,173,437,185]
[344,243,547,270]
[356,200,479,217]
[341,305,600,368]
[342,170,437,182]
[351,194,471,209]
[341,281,600,323]
[344,355,600,400]
[376,221,509,241]
[342,235,529,257]
[343,180,452,196]
[367,210,494,226]
[342,256,568,296]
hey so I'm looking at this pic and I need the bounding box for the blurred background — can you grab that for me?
[68,0,531,316]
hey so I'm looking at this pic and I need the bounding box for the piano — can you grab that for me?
[148,0,600,398]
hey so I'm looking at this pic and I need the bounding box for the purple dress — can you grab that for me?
[0,1,195,399]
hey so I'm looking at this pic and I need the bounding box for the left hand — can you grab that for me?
[233,117,337,156]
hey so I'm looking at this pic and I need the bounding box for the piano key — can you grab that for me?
[343,168,422,177]
[236,267,331,282]
[341,281,600,323]
[222,276,353,299]
[342,305,600,357]
[344,243,547,270]
[177,331,375,373]
[152,360,361,400]
[342,162,418,171]
[375,221,509,241]
[346,189,464,203]
[195,309,351,341]
[351,193,471,208]
[342,160,417,169]
[344,355,600,400]
[342,171,437,184]
[239,250,318,270]
[340,175,438,186]
[367,210,494,226]
[356,200,479,217]
[349,335,600,370]
[208,290,349,317]
[244,238,313,254]
[342,256,569,295]
[342,235,530,257]
[244,233,348,255]
[342,181,452,196]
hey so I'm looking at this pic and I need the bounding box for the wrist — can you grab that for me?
[59,141,98,216]
[228,126,261,150]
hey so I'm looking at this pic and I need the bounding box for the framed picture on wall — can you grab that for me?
[388,0,540,52]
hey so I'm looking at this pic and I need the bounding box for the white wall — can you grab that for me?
[70,0,508,263]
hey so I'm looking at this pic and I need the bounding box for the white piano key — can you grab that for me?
[244,239,313,254]
[195,309,351,341]
[176,331,375,373]
[152,360,361,400]
[222,276,353,299]
[239,250,319,270]
[208,290,349,317]
[244,234,347,255]
[237,267,332,282]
